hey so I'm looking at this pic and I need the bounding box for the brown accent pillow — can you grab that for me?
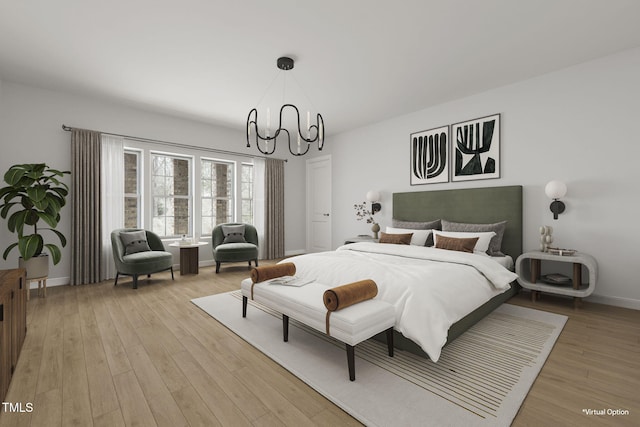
[392,219,441,246]
[435,235,479,253]
[379,232,413,245]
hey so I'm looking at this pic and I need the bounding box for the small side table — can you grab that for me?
[344,236,379,244]
[26,276,47,300]
[169,242,208,275]
[515,251,598,308]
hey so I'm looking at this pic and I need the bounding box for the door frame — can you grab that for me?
[306,155,332,253]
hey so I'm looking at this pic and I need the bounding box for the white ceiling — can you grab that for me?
[1,1,640,135]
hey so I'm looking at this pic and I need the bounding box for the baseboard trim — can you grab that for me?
[587,294,640,310]
[284,249,306,257]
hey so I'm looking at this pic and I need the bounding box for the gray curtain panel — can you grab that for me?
[264,158,285,259]
[70,129,102,285]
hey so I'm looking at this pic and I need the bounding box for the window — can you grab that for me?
[241,163,254,224]
[151,153,191,237]
[200,159,234,235]
[123,142,253,240]
[124,150,141,228]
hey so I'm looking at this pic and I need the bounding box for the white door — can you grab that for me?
[306,155,332,252]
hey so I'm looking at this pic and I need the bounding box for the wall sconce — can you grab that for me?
[366,190,381,214]
[545,180,567,220]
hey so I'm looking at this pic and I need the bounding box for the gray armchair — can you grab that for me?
[111,228,174,289]
[212,223,259,273]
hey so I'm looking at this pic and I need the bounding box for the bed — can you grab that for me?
[286,185,523,361]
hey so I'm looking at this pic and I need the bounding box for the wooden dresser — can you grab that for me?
[0,269,27,402]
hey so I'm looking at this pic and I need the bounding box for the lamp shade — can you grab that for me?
[366,190,380,202]
[545,181,567,199]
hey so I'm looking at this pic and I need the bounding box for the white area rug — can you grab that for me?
[192,291,567,427]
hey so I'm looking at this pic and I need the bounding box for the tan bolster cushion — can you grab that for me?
[250,262,296,283]
[323,280,378,312]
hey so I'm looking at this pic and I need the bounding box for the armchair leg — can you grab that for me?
[133,275,138,289]
[170,267,174,280]
[114,272,119,286]
[216,262,221,274]
[248,261,251,268]
[255,259,258,267]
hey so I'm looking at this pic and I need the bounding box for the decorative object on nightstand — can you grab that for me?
[515,250,597,308]
[354,192,382,239]
[545,180,567,220]
[539,225,553,252]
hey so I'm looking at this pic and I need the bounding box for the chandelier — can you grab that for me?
[246,57,325,156]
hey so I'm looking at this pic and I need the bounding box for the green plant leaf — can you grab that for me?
[44,244,62,265]
[51,187,69,198]
[7,210,29,234]
[4,166,27,186]
[18,234,43,260]
[0,187,16,199]
[44,198,60,217]
[34,197,49,211]
[25,211,39,226]
[27,186,47,202]
[2,243,18,260]
[43,228,67,247]
[20,195,34,210]
[36,211,57,228]
[0,202,19,219]
[26,164,46,178]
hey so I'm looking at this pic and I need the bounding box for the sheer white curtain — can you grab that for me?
[100,135,125,280]
[253,157,266,260]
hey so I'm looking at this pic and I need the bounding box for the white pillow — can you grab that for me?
[385,226,432,246]
[433,230,496,254]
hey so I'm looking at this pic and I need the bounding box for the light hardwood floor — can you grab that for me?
[1,262,638,427]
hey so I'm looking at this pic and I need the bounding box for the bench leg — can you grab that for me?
[346,344,355,381]
[242,296,247,318]
[283,315,289,342]
[386,327,394,357]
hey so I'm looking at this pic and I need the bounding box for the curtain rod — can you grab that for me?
[61,124,287,162]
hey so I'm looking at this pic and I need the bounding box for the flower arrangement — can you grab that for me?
[353,202,375,224]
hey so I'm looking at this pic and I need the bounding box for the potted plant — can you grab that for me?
[0,163,70,278]
[354,202,380,239]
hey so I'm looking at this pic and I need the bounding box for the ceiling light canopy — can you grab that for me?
[246,57,325,157]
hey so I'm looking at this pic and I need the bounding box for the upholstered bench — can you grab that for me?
[240,278,395,381]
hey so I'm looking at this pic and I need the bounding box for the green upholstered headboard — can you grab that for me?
[393,185,523,259]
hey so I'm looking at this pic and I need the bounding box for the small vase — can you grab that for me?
[371,223,380,239]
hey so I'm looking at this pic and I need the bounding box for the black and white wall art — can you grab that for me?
[410,125,449,185]
[451,114,500,182]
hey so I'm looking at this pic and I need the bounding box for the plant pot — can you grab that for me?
[371,223,380,239]
[18,254,50,279]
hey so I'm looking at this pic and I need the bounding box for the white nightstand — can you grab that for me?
[344,236,379,244]
[515,251,598,308]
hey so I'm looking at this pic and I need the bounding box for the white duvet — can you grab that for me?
[283,242,518,362]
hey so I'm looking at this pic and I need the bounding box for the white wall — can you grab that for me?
[323,47,640,309]
[0,81,307,284]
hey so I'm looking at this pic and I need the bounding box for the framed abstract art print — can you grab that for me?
[451,114,500,182]
[410,125,449,185]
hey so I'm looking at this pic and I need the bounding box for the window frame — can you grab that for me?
[200,157,236,236]
[123,148,142,229]
[240,162,254,225]
[149,151,194,239]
